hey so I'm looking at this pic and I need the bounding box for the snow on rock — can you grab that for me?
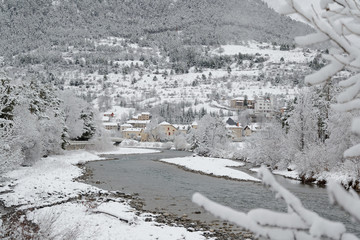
[160,156,260,182]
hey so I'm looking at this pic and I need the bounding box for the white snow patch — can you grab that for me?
[160,156,259,182]
[272,170,301,180]
[94,147,161,155]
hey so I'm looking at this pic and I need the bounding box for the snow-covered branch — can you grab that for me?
[193,167,359,240]
[278,0,360,158]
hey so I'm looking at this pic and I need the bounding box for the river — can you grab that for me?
[85,150,360,236]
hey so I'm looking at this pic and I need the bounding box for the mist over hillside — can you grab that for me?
[0,0,312,58]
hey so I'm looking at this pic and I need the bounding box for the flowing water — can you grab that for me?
[85,150,360,236]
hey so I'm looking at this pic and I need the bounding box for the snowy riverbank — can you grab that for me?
[160,156,260,182]
[250,167,360,190]
[0,148,211,239]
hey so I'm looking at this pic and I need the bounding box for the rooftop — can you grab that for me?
[159,121,172,126]
[123,128,143,132]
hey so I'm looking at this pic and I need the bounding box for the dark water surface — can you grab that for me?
[85,150,360,236]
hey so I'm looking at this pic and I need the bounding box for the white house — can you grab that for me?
[254,98,272,113]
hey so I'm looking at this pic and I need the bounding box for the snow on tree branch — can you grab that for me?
[328,181,360,223]
[278,0,360,157]
[193,166,359,240]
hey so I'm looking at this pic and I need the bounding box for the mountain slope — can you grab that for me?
[0,0,312,58]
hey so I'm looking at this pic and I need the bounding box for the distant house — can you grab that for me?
[243,126,252,137]
[103,122,119,131]
[230,97,255,110]
[226,124,243,142]
[191,121,198,129]
[120,123,133,131]
[122,128,143,140]
[243,123,261,137]
[138,112,151,120]
[127,120,150,128]
[158,121,177,137]
[254,98,272,113]
[131,112,151,121]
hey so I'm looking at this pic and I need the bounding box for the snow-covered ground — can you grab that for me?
[94,147,161,155]
[160,156,260,182]
[0,149,210,239]
[27,201,208,240]
[213,42,311,63]
[250,167,301,181]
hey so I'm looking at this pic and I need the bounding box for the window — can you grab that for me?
[168,132,171,136]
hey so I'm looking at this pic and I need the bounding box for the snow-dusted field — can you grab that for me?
[160,156,260,182]
[213,43,311,63]
[0,149,210,239]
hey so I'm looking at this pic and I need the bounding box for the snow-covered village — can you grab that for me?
[1,0,360,239]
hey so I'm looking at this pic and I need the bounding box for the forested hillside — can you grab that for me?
[0,0,312,58]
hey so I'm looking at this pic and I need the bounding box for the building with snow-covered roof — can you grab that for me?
[131,114,141,120]
[120,123,133,131]
[158,122,177,137]
[139,112,151,120]
[230,97,255,110]
[122,128,144,140]
[103,122,119,131]
[243,123,262,137]
[191,121,198,129]
[131,112,151,121]
[243,125,252,137]
[127,120,150,128]
[226,124,243,142]
[102,116,110,122]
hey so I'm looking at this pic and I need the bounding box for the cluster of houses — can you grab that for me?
[229,96,273,113]
[103,111,260,142]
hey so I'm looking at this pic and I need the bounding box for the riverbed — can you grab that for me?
[85,150,360,236]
